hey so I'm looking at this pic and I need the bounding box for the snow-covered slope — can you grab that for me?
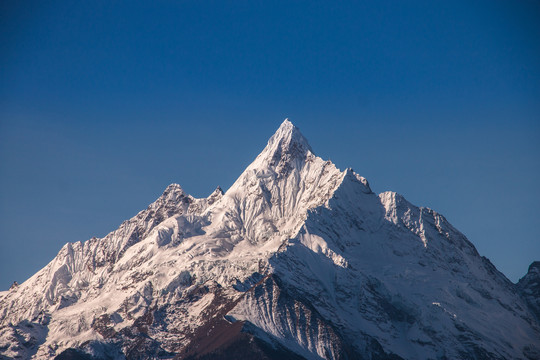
[1,119,539,360]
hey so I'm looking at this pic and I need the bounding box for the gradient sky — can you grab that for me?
[1,1,539,290]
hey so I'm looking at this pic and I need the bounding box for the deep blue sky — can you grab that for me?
[1,1,539,289]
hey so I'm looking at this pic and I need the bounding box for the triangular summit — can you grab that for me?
[243,119,314,178]
[265,119,312,156]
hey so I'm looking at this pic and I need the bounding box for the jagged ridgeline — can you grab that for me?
[1,120,539,360]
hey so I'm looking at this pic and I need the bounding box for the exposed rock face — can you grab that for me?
[0,119,539,360]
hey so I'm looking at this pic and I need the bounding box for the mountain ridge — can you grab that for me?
[1,119,538,360]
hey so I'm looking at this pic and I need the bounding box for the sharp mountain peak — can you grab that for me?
[258,119,314,165]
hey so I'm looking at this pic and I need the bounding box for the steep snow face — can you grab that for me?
[519,262,540,322]
[265,174,539,359]
[227,275,355,360]
[0,119,539,360]
[210,119,346,247]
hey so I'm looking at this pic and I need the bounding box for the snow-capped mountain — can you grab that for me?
[1,120,539,360]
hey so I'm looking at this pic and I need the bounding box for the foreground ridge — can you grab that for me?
[1,119,539,360]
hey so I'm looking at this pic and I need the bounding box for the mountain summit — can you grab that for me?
[1,120,539,360]
[259,118,313,163]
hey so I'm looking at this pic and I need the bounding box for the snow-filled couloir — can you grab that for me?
[1,119,539,360]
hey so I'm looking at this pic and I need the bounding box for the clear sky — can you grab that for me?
[1,1,539,289]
